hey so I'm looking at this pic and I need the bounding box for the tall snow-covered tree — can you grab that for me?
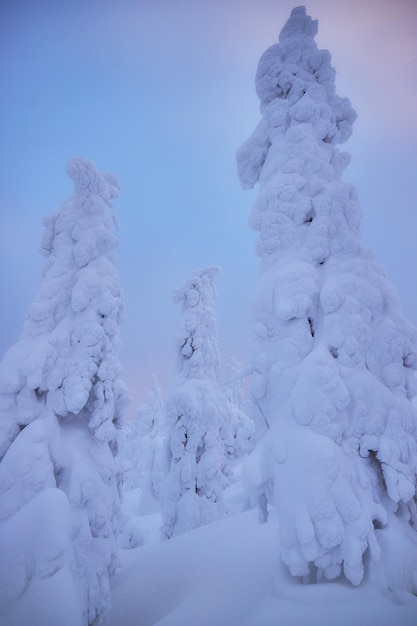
[161,266,253,538]
[237,7,417,590]
[0,158,130,625]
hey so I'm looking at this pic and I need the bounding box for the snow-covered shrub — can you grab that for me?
[238,7,417,589]
[0,158,130,624]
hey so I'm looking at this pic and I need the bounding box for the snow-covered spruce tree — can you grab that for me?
[0,158,130,624]
[237,7,417,589]
[161,266,253,538]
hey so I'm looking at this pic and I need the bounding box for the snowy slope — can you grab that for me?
[2,508,416,626]
[108,510,417,626]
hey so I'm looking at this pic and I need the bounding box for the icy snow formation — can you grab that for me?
[237,7,417,589]
[0,158,130,625]
[161,267,254,538]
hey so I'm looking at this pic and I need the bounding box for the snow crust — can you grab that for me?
[237,6,417,588]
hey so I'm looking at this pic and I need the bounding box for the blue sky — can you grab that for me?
[1,0,416,413]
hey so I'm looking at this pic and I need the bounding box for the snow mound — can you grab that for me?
[107,509,417,626]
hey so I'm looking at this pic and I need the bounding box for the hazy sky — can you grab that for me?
[1,0,416,414]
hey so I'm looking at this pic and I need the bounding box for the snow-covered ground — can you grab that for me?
[2,506,417,626]
[108,509,417,626]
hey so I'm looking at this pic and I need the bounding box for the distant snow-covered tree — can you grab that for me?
[142,375,169,506]
[124,375,167,507]
[0,158,130,625]
[118,375,168,549]
[238,7,417,590]
[161,267,253,538]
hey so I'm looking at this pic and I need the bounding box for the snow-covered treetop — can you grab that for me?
[41,157,120,264]
[67,157,120,205]
[256,4,354,133]
[237,5,356,193]
[32,157,123,334]
[236,6,359,267]
[136,374,164,439]
[278,5,318,42]
[173,266,221,380]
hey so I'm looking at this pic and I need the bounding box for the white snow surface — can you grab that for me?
[2,507,417,625]
[108,509,417,626]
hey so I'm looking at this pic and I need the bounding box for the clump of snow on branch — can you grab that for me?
[0,158,130,625]
[238,6,417,590]
[161,267,253,538]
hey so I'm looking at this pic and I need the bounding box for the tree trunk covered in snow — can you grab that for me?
[0,158,130,625]
[238,6,417,589]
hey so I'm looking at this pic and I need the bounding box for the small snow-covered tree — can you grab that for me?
[237,7,417,589]
[123,375,167,507]
[0,158,130,624]
[161,267,253,538]
[140,375,169,507]
[118,375,167,549]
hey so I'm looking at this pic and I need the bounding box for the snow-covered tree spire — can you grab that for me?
[0,158,130,625]
[278,5,318,42]
[173,265,221,380]
[238,7,417,591]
